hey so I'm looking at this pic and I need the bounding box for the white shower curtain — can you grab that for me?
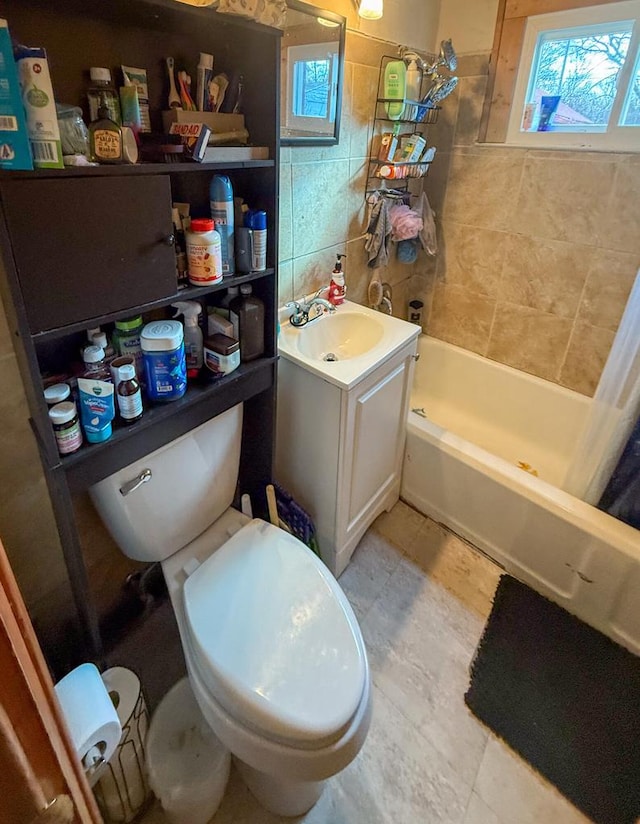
[563,269,640,505]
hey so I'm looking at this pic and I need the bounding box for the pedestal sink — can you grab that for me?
[276,300,420,575]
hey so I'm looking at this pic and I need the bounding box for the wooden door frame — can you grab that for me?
[0,537,102,823]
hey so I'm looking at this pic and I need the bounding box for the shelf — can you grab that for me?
[369,159,432,167]
[2,159,275,181]
[31,269,275,343]
[55,356,277,492]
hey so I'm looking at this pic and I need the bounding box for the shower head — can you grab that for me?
[422,74,458,105]
[425,38,457,75]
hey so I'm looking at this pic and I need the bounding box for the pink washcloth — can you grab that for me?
[389,203,423,241]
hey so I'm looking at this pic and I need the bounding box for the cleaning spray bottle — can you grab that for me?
[328,254,347,306]
[172,301,203,379]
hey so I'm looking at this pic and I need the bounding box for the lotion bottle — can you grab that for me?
[173,300,203,379]
[328,254,347,306]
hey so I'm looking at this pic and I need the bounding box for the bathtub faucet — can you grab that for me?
[286,288,336,327]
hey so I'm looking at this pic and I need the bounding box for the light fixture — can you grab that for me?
[355,0,383,20]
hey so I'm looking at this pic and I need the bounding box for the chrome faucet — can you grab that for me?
[286,288,336,327]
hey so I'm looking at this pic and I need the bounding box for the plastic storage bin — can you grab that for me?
[146,678,231,824]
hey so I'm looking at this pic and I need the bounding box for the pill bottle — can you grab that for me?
[186,218,222,286]
[49,401,82,455]
[44,383,71,406]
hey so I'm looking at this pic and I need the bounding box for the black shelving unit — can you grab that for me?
[366,56,440,198]
[0,0,281,671]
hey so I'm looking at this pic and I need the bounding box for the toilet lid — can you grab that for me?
[183,519,367,746]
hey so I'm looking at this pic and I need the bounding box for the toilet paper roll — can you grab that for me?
[55,663,121,785]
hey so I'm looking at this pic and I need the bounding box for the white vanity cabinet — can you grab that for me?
[276,336,418,576]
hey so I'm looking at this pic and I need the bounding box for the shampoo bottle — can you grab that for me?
[383,60,406,120]
[173,300,203,379]
[209,175,235,275]
[405,57,422,120]
[328,254,347,306]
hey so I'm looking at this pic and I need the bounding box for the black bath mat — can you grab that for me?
[465,576,640,824]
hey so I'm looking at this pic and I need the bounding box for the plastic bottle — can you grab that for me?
[405,57,422,120]
[383,60,406,120]
[328,254,347,306]
[83,345,110,379]
[91,331,115,360]
[209,175,235,275]
[173,301,203,379]
[113,316,144,378]
[141,320,187,402]
[185,218,222,286]
[88,68,122,124]
[229,284,264,362]
[49,401,82,455]
[89,98,123,164]
[116,363,143,424]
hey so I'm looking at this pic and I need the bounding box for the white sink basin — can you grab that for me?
[278,300,420,389]
[297,311,385,361]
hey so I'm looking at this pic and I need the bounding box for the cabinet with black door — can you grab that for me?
[0,0,281,673]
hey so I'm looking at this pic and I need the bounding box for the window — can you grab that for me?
[506,1,640,149]
[285,43,339,135]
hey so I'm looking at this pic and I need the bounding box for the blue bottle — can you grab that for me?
[209,175,235,275]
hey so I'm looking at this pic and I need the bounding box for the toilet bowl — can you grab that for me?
[90,405,371,816]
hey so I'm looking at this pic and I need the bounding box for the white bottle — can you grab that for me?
[173,301,203,380]
[405,58,422,121]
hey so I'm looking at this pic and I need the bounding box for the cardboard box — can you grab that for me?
[0,20,32,170]
[162,110,245,136]
[168,122,211,161]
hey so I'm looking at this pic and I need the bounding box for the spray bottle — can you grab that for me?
[172,301,203,379]
[328,254,347,306]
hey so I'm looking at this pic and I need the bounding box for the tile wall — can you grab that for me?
[415,54,640,397]
[278,29,427,318]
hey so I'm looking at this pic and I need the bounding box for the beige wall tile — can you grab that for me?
[429,283,495,355]
[292,243,347,297]
[429,87,460,153]
[487,303,573,382]
[456,53,490,78]
[291,159,350,257]
[345,31,399,69]
[559,321,615,397]
[437,221,506,298]
[278,259,293,304]
[511,155,616,245]
[578,248,640,331]
[349,63,377,160]
[444,148,525,231]
[424,151,452,218]
[278,163,292,262]
[599,158,640,254]
[454,75,488,147]
[500,234,591,319]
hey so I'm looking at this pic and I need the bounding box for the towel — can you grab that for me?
[418,191,437,256]
[365,196,392,269]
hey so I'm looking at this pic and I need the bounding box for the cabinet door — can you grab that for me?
[343,345,415,527]
[2,176,176,333]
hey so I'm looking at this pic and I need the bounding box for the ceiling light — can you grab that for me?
[356,0,383,20]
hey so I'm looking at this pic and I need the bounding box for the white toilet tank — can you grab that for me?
[90,404,243,562]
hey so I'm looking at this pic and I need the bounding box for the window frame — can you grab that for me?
[480,0,640,151]
[285,41,339,136]
[505,0,640,149]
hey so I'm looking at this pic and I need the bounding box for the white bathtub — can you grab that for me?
[402,336,640,654]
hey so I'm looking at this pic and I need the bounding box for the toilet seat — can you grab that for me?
[183,519,367,748]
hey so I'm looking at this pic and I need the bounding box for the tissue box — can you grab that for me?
[0,20,33,170]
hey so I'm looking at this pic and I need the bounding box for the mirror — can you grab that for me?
[281,0,346,145]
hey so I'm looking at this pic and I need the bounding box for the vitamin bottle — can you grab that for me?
[185,218,222,286]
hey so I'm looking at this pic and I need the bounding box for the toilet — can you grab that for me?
[90,404,372,817]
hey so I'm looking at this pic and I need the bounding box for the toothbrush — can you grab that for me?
[178,71,196,111]
[166,57,181,109]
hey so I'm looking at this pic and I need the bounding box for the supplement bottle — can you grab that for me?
[141,320,187,402]
[116,363,144,424]
[113,316,144,378]
[229,283,264,362]
[83,344,110,379]
[49,401,82,455]
[185,218,222,286]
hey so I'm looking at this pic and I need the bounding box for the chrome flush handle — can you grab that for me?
[119,468,152,497]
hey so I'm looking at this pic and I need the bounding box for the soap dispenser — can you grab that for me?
[328,254,347,306]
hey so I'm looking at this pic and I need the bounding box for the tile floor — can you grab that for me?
[139,501,589,824]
